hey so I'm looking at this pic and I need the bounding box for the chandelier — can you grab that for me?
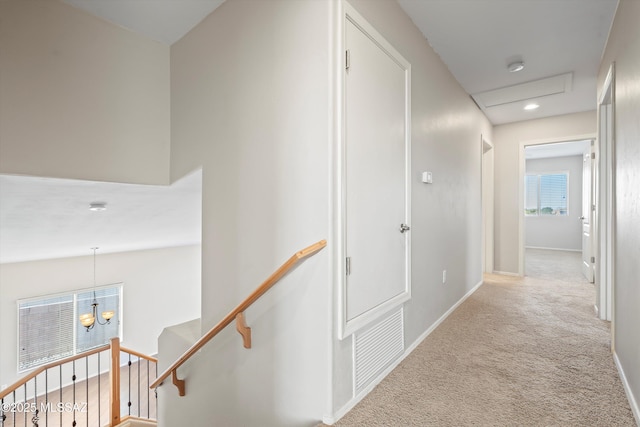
[79,247,115,331]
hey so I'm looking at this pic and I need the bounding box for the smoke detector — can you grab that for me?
[89,202,107,211]
[508,61,525,73]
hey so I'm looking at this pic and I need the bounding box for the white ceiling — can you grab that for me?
[525,140,591,160]
[0,172,202,263]
[59,0,619,125]
[62,0,226,45]
[397,0,618,124]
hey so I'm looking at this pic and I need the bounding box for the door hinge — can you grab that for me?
[591,152,596,160]
[346,257,351,276]
[345,49,350,71]
[591,256,596,263]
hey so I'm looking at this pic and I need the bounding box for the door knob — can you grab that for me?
[400,224,411,233]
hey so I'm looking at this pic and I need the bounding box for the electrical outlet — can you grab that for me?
[442,270,447,284]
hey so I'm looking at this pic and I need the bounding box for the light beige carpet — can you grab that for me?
[332,250,635,426]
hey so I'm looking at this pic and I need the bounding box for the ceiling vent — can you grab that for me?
[472,72,573,109]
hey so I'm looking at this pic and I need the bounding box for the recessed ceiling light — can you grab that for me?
[89,202,107,211]
[508,61,525,73]
[524,103,540,111]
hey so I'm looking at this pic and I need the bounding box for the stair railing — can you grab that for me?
[118,341,158,424]
[0,337,157,427]
[150,239,327,396]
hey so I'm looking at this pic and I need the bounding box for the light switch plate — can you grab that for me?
[422,171,433,184]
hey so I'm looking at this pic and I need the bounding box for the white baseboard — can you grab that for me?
[493,270,521,277]
[323,280,484,425]
[323,400,350,425]
[613,351,640,426]
[525,246,581,252]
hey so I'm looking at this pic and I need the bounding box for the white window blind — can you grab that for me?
[524,173,569,216]
[18,295,74,371]
[18,284,122,372]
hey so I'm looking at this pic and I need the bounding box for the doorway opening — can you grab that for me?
[519,138,594,283]
[482,135,494,274]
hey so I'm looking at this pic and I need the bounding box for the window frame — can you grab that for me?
[524,171,570,217]
[17,283,123,373]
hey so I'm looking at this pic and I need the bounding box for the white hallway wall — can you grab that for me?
[166,0,491,424]
[333,0,492,418]
[0,245,201,388]
[525,155,583,251]
[0,0,170,185]
[598,0,640,420]
[166,0,331,425]
[493,111,596,275]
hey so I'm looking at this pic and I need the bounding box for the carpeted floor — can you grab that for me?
[332,249,635,426]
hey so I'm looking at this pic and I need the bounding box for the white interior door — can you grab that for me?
[582,150,594,282]
[344,16,410,324]
[597,71,614,321]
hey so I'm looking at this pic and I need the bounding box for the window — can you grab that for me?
[18,284,122,372]
[524,173,568,216]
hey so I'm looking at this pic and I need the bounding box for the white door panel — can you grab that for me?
[582,150,594,282]
[345,18,409,322]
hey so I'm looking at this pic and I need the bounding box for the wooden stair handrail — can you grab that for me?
[0,343,110,400]
[149,239,327,394]
[1,337,157,426]
[120,346,159,363]
[0,341,159,401]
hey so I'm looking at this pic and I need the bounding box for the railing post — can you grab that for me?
[110,337,121,426]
